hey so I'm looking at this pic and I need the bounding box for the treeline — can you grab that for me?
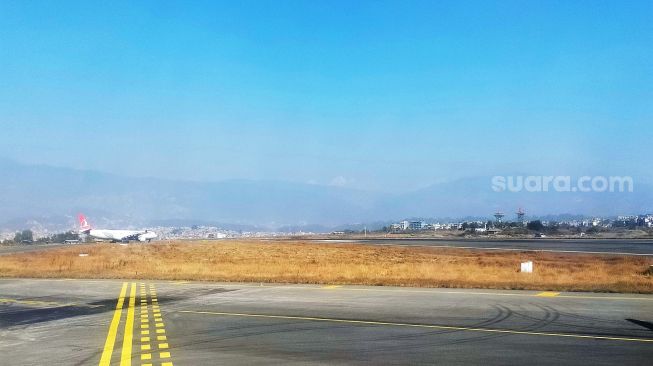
[3,230,80,244]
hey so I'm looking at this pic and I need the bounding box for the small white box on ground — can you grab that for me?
[78,253,89,257]
[521,261,533,273]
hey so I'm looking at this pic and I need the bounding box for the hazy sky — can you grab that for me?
[1,1,651,192]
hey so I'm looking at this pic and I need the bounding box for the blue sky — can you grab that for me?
[0,0,651,192]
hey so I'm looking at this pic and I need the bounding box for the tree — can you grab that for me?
[49,231,80,243]
[21,230,33,242]
[14,230,33,243]
[526,220,545,232]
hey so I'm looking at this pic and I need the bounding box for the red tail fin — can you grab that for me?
[78,214,91,232]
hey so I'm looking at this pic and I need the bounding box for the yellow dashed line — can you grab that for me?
[148,284,175,365]
[138,282,152,365]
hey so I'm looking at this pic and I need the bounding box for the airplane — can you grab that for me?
[78,214,157,243]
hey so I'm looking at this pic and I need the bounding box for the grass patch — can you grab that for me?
[0,240,651,293]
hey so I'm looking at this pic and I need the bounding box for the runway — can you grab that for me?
[1,279,652,365]
[3,238,653,257]
[313,238,653,256]
[0,243,69,256]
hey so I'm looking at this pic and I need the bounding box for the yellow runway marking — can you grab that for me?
[95,281,180,365]
[322,285,342,289]
[144,284,175,365]
[179,310,653,344]
[537,292,560,297]
[138,282,152,364]
[98,282,128,366]
[120,283,136,366]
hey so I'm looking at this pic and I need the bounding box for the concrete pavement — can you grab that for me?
[1,279,652,365]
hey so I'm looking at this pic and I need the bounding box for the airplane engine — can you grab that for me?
[138,231,158,242]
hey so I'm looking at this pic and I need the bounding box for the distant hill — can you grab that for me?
[0,159,651,231]
[379,176,653,220]
[0,159,382,230]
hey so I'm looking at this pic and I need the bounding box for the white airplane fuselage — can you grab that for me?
[88,229,157,242]
[79,214,157,242]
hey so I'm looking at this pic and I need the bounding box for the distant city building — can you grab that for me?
[389,220,464,232]
[389,224,402,232]
[643,215,653,226]
[408,221,425,230]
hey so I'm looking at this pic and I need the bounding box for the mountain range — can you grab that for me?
[0,159,651,231]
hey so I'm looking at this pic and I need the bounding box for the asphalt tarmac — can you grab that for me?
[313,238,653,256]
[1,279,652,365]
[0,243,69,256]
[3,238,653,258]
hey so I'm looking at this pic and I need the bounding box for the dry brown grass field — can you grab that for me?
[1,240,652,293]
